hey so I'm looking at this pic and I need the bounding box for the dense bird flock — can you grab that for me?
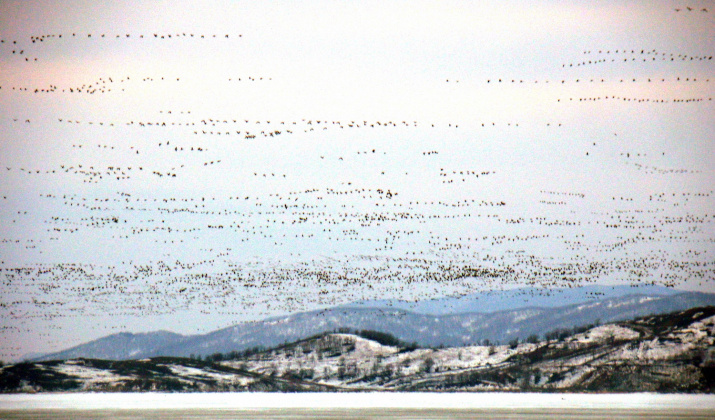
[0,3,713,361]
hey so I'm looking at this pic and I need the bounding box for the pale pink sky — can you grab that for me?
[0,1,713,360]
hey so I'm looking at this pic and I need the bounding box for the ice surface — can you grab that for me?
[1,392,714,410]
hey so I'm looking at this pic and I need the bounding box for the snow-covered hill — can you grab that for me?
[3,306,714,393]
[218,306,715,392]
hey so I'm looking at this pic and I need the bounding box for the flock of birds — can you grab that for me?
[0,18,713,361]
[558,95,711,103]
[564,49,712,68]
[674,7,708,12]
[486,77,709,84]
[0,32,236,68]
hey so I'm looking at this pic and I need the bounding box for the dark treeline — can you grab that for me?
[543,320,602,342]
[197,328,419,363]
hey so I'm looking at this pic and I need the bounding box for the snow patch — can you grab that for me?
[572,325,639,344]
[54,362,130,389]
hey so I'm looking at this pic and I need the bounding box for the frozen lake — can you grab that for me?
[1,393,714,419]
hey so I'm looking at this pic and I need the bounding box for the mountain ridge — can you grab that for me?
[33,287,715,362]
[339,284,680,315]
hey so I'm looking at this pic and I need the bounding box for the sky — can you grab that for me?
[0,0,713,361]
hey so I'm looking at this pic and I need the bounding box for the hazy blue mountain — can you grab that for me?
[339,284,679,315]
[160,291,714,354]
[36,330,188,362]
[35,289,715,361]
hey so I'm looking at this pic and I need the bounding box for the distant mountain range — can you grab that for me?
[339,284,680,314]
[34,285,715,362]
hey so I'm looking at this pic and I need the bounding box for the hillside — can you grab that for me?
[219,306,715,392]
[3,306,714,393]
